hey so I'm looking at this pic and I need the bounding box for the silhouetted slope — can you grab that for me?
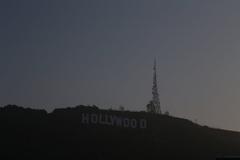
[0,104,240,160]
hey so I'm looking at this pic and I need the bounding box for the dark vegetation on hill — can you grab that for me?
[0,104,240,160]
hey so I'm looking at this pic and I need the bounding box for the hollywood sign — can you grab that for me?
[81,113,147,129]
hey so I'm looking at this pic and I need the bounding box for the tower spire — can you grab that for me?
[147,58,161,114]
[153,58,161,114]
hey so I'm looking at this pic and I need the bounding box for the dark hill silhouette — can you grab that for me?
[0,104,240,160]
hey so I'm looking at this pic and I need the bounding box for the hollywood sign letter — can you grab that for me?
[81,113,147,129]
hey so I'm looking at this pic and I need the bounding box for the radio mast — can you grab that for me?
[147,58,162,114]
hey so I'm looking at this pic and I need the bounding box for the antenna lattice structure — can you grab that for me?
[147,59,162,114]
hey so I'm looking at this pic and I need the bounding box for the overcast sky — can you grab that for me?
[1,0,240,131]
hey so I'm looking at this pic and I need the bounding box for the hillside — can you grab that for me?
[0,104,240,160]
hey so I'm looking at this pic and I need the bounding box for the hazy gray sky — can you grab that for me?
[1,0,240,131]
